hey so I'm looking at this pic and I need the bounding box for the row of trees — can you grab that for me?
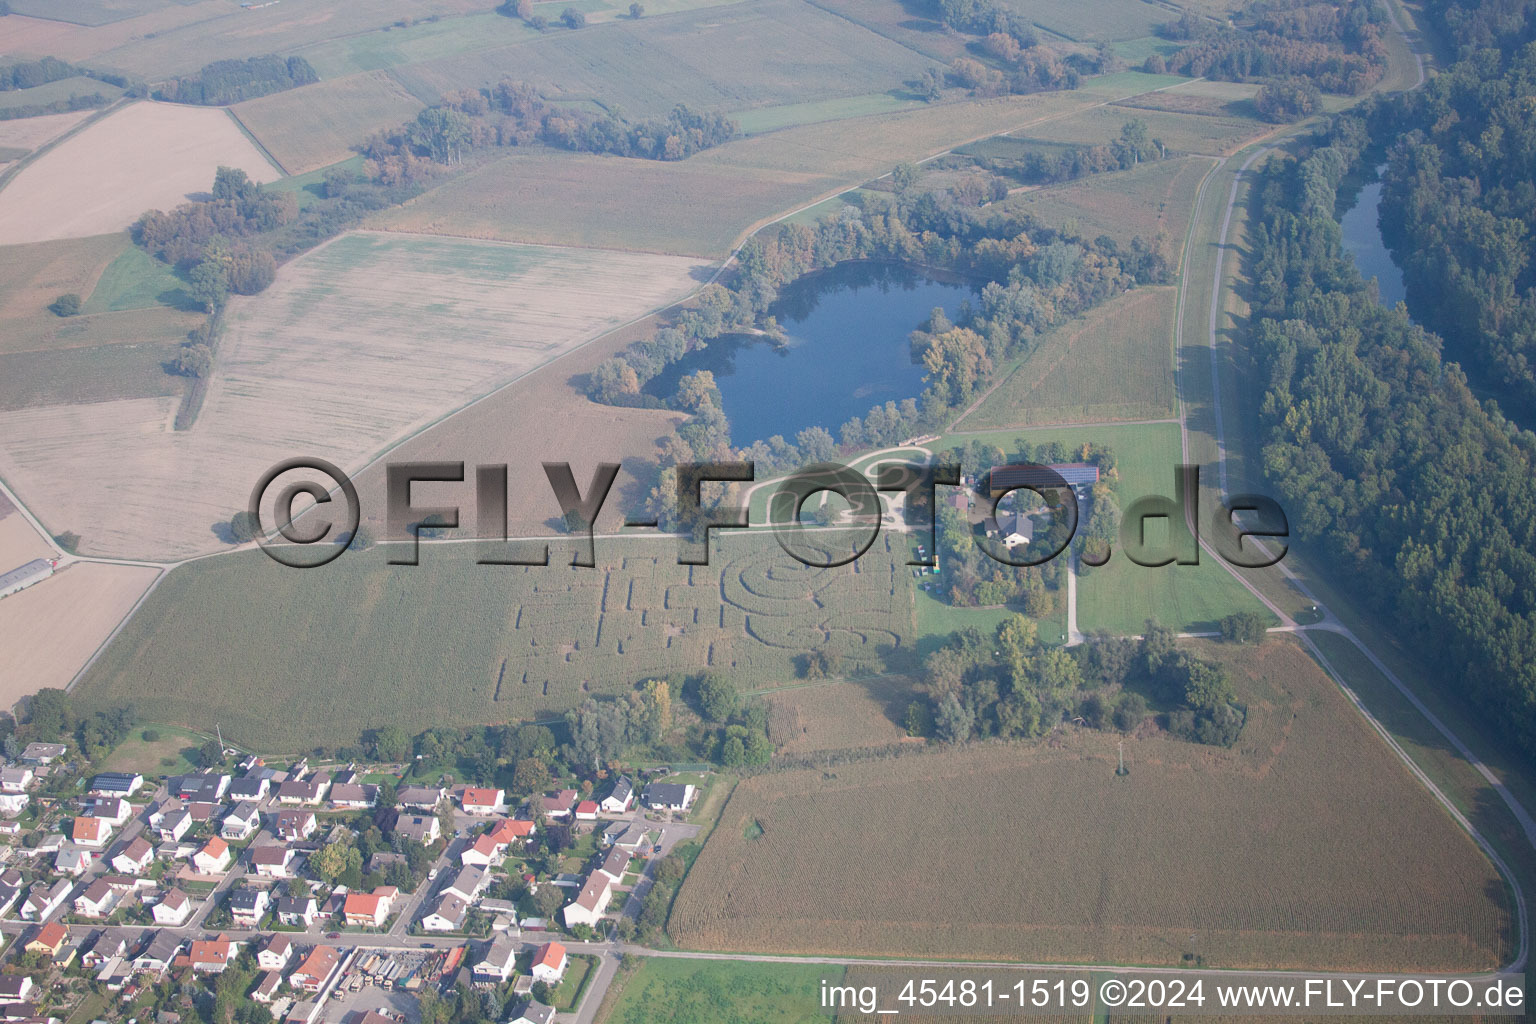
[362,78,736,182]
[155,55,318,105]
[1162,0,1388,95]
[968,118,1169,187]
[1247,108,1536,755]
[910,617,1243,746]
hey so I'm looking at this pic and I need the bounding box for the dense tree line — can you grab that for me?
[1423,0,1536,54]
[1247,113,1536,754]
[0,56,77,91]
[1375,41,1536,411]
[362,78,735,184]
[1254,78,1324,120]
[932,0,1039,47]
[0,89,112,121]
[909,617,1242,746]
[969,118,1169,186]
[1162,0,1388,94]
[156,55,318,105]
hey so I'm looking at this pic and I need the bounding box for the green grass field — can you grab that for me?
[82,245,188,314]
[595,957,838,1024]
[956,286,1179,429]
[98,723,211,777]
[0,77,122,113]
[1013,102,1267,156]
[73,532,915,751]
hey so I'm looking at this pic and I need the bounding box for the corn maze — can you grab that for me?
[73,530,915,748]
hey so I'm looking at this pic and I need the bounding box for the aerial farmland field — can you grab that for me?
[0,231,708,558]
[668,638,1511,969]
[999,156,1211,258]
[0,101,279,245]
[231,70,427,175]
[71,531,915,750]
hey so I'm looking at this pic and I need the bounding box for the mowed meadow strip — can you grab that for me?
[668,639,1511,970]
[71,531,916,750]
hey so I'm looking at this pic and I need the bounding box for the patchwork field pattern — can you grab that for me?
[669,639,1511,970]
[0,111,97,163]
[376,90,1100,254]
[0,231,708,559]
[233,71,428,175]
[71,532,914,750]
[0,101,279,245]
[957,286,1178,428]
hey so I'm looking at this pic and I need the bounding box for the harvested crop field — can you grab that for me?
[0,102,278,245]
[71,531,914,750]
[377,90,1101,254]
[233,70,427,175]
[0,341,183,412]
[764,676,918,754]
[393,0,941,119]
[0,506,51,569]
[669,638,1511,970]
[0,561,160,709]
[956,287,1178,429]
[0,231,708,559]
[0,306,205,358]
[1014,103,1270,157]
[1003,156,1210,257]
[0,111,97,160]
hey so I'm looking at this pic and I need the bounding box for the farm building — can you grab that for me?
[988,463,1100,498]
[0,558,53,599]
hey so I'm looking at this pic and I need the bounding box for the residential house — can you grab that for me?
[491,818,535,844]
[0,978,32,1003]
[186,800,220,822]
[152,889,192,926]
[460,833,504,869]
[328,783,376,810]
[222,802,261,841]
[367,852,406,875]
[156,808,192,843]
[252,845,296,878]
[609,822,649,853]
[71,815,112,848]
[134,930,184,974]
[250,971,283,1004]
[598,846,630,883]
[275,810,317,842]
[277,779,328,805]
[0,768,33,793]
[530,941,567,983]
[473,935,517,984]
[0,869,24,917]
[460,787,503,816]
[228,888,269,926]
[275,895,320,928]
[111,836,154,876]
[0,793,26,817]
[80,931,127,969]
[171,773,229,803]
[331,768,358,786]
[24,920,67,956]
[641,782,695,811]
[73,879,121,919]
[420,892,468,932]
[599,776,634,814]
[342,886,396,929]
[443,866,486,903]
[541,789,578,821]
[19,742,65,765]
[89,772,143,798]
[84,796,131,825]
[20,879,71,921]
[55,844,92,877]
[507,1001,555,1024]
[0,818,19,834]
[290,945,341,993]
[192,836,232,874]
[257,933,294,972]
[562,872,612,928]
[574,800,599,821]
[395,814,440,845]
[190,935,237,973]
[396,785,443,811]
[228,776,268,802]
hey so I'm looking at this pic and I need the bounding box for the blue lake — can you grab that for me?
[645,262,975,446]
[1338,164,1408,308]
